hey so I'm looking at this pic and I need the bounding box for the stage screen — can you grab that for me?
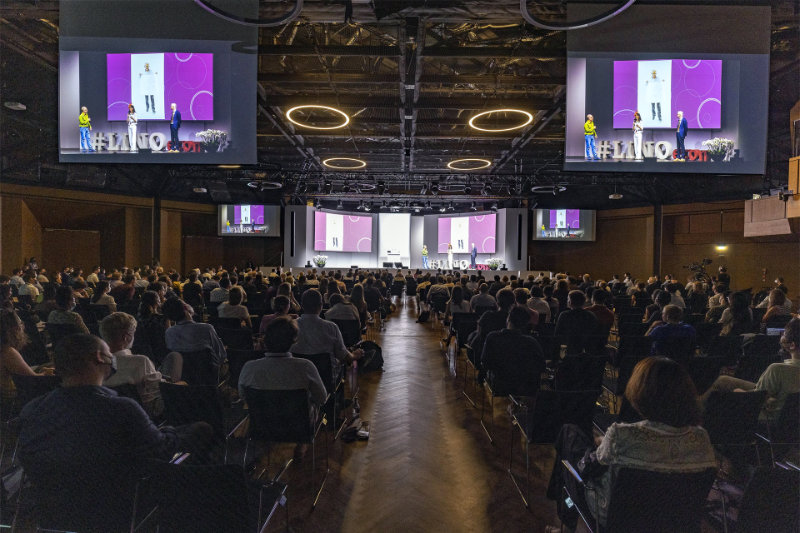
[107,53,213,121]
[437,214,496,254]
[218,205,280,236]
[564,4,770,174]
[314,212,373,253]
[533,210,596,241]
[58,0,257,164]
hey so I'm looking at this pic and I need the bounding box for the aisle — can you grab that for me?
[339,297,558,533]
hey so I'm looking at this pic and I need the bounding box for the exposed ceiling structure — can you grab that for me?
[1,0,798,212]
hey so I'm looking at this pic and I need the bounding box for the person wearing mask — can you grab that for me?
[91,281,117,314]
[48,285,90,334]
[217,286,252,329]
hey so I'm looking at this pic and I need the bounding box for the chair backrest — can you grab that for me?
[706,334,744,364]
[617,335,654,360]
[474,304,496,317]
[521,389,600,443]
[735,467,800,532]
[331,319,362,348]
[213,316,244,329]
[226,349,263,390]
[159,382,224,433]
[178,348,220,386]
[687,356,725,395]
[150,462,255,533]
[244,387,314,443]
[606,467,716,533]
[765,314,792,329]
[742,334,781,359]
[554,355,606,391]
[109,383,143,406]
[703,390,767,446]
[390,282,405,296]
[9,373,61,414]
[87,303,111,322]
[770,392,800,444]
[45,322,83,346]
[292,352,337,393]
[430,292,449,312]
[216,327,254,350]
[450,312,478,344]
[653,335,696,366]
[618,320,647,337]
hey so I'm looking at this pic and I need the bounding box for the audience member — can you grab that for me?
[91,281,117,313]
[647,304,696,358]
[259,295,298,336]
[481,306,545,394]
[134,290,170,365]
[324,293,361,323]
[217,286,252,328]
[470,283,497,312]
[513,287,539,328]
[209,277,231,303]
[586,289,614,338]
[48,285,90,334]
[554,290,600,355]
[527,286,551,324]
[1,310,54,402]
[163,297,226,367]
[761,289,792,324]
[109,275,135,304]
[18,333,212,532]
[719,291,752,336]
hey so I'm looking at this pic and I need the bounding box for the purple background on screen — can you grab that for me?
[613,59,721,129]
[437,214,496,254]
[233,205,264,225]
[548,210,581,229]
[314,212,373,252]
[106,53,213,121]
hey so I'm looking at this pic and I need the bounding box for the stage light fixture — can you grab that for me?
[490,203,498,212]
[286,105,350,130]
[336,200,344,210]
[439,205,446,213]
[468,108,533,132]
[470,202,477,211]
[464,185,472,194]
[315,200,321,210]
[447,202,455,211]
[447,158,492,171]
[322,157,366,170]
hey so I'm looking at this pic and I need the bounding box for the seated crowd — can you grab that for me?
[1,261,798,531]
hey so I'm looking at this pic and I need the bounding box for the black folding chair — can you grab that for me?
[292,352,345,436]
[552,355,606,391]
[44,323,82,348]
[330,319,362,348]
[227,349,263,392]
[561,462,716,533]
[217,327,255,350]
[756,392,800,466]
[141,462,287,533]
[687,356,726,395]
[177,348,220,386]
[508,389,599,508]
[703,390,767,464]
[243,387,329,508]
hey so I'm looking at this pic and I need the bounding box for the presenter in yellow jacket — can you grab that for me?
[584,114,599,160]
[79,106,95,152]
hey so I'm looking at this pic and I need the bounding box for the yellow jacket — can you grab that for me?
[79,112,91,128]
[584,120,597,136]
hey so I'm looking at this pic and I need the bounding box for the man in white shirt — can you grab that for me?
[9,269,25,288]
[86,266,101,285]
[210,277,231,303]
[527,286,552,324]
[18,273,40,301]
[99,312,181,418]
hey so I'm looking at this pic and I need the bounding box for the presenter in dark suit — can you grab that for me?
[470,243,477,269]
[169,102,182,153]
[675,110,688,161]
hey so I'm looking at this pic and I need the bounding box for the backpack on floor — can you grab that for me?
[356,340,384,373]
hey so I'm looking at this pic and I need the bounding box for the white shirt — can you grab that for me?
[210,287,229,303]
[104,348,163,416]
[18,283,39,298]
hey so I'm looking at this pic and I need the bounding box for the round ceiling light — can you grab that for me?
[468,108,533,132]
[286,105,350,130]
[322,157,367,170]
[447,158,492,171]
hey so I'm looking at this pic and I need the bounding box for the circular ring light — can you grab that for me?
[468,108,534,132]
[447,158,492,171]
[322,157,367,170]
[286,105,350,130]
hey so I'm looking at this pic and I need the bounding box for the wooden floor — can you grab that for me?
[272,296,560,532]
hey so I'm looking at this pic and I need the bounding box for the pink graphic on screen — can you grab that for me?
[437,214,496,254]
[548,210,581,229]
[612,59,721,129]
[234,205,264,224]
[106,53,213,120]
[314,212,373,252]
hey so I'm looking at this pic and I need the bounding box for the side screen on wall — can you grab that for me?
[437,213,496,254]
[532,209,596,241]
[314,211,374,253]
[58,0,257,164]
[218,205,280,236]
[564,4,769,174]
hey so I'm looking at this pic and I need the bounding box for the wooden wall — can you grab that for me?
[41,229,101,273]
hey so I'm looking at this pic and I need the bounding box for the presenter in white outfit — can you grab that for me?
[632,110,643,160]
[447,243,454,270]
[127,104,138,152]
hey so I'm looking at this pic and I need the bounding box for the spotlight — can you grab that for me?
[286,104,350,130]
[464,185,472,194]
[468,108,533,132]
[439,205,446,213]
[315,199,321,210]
[425,201,432,210]
[364,203,372,212]
[447,202,455,211]
[336,200,343,210]
[470,202,477,211]
[431,182,439,194]
[490,203,498,212]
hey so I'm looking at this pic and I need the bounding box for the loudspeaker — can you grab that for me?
[351,265,359,269]
[290,211,296,257]
[382,262,393,268]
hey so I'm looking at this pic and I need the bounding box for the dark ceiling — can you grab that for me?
[1,0,798,212]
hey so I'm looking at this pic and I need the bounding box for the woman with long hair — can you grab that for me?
[719,291,752,336]
[632,110,644,160]
[134,290,169,365]
[127,103,138,151]
[350,283,368,328]
[547,357,715,531]
[1,310,53,401]
[91,280,117,313]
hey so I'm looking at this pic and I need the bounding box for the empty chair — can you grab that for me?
[561,461,716,533]
[138,462,287,533]
[243,387,328,508]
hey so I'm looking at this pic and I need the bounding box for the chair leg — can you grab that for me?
[479,390,494,444]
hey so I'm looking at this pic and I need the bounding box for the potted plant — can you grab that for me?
[486,257,503,270]
[195,129,228,153]
[701,137,734,162]
[312,255,327,268]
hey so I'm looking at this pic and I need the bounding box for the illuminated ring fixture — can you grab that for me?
[447,158,492,171]
[286,105,350,130]
[322,157,367,170]
[468,108,534,132]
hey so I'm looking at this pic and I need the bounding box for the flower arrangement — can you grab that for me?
[195,129,228,152]
[702,137,734,162]
[486,257,503,270]
[312,255,328,268]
